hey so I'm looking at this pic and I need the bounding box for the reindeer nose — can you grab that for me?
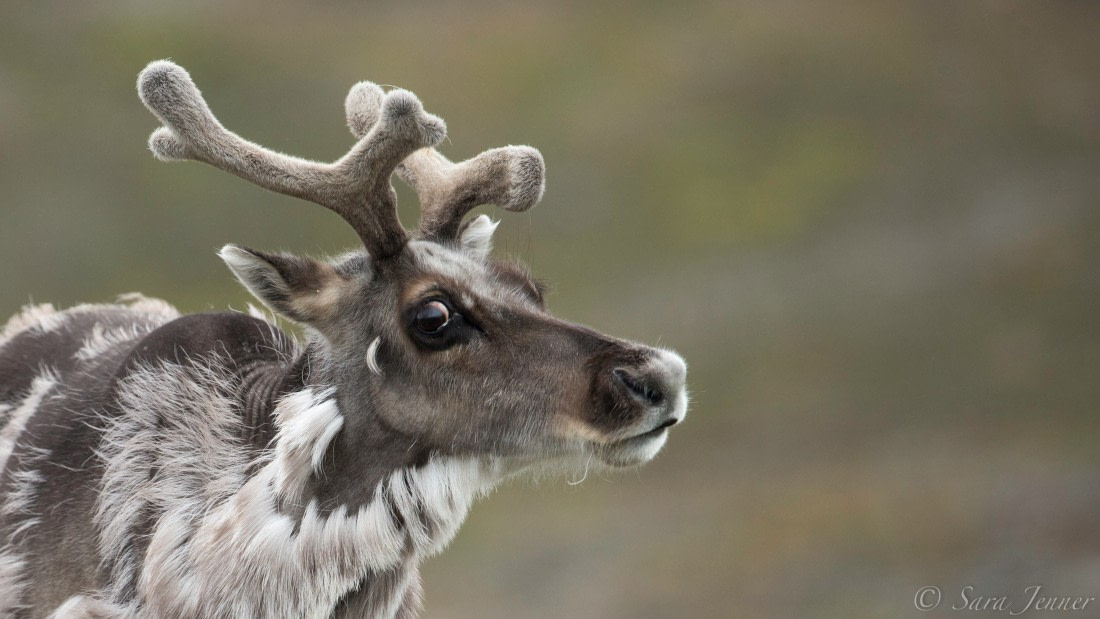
[612,347,687,407]
[613,368,667,407]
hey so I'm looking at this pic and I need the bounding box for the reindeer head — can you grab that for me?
[137,61,687,478]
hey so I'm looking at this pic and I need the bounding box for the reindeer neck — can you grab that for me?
[246,340,497,525]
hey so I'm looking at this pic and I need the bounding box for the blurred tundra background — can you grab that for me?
[1,2,1098,617]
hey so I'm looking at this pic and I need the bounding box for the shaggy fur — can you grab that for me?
[92,361,498,618]
[0,300,501,617]
[0,298,182,616]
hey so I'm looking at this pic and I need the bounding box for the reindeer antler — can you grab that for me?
[137,60,446,259]
[344,82,545,242]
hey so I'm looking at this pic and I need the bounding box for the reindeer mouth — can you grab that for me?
[595,421,676,467]
[624,418,677,443]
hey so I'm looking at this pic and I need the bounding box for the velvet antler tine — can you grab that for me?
[345,81,385,139]
[344,82,546,242]
[138,60,446,258]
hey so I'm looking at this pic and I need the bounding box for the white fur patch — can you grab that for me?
[48,595,133,618]
[0,304,63,348]
[1,296,179,354]
[116,292,181,320]
[0,371,58,474]
[388,456,501,557]
[219,245,293,316]
[269,388,344,502]
[366,337,383,376]
[1,446,51,540]
[0,445,52,615]
[246,303,271,322]
[0,550,29,616]
[459,214,498,260]
[74,323,158,361]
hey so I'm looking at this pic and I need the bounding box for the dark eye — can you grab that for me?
[415,300,451,333]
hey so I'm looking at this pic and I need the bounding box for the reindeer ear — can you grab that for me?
[458,215,499,260]
[219,245,347,324]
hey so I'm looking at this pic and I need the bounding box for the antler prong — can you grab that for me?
[138,60,445,258]
[344,82,545,242]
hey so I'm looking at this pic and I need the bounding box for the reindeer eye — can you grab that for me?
[415,301,451,333]
[406,297,478,350]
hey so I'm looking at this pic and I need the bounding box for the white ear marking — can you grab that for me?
[366,337,383,376]
[459,215,499,260]
[218,245,291,307]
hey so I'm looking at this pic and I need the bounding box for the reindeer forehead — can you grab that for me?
[402,240,537,308]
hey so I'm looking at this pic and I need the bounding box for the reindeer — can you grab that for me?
[0,61,688,618]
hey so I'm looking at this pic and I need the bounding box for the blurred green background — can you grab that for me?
[2,1,1098,617]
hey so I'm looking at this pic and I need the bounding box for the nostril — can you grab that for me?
[613,368,665,407]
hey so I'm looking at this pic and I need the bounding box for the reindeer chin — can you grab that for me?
[595,427,672,467]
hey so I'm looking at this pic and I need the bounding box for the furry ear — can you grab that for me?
[458,215,499,260]
[219,245,347,324]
